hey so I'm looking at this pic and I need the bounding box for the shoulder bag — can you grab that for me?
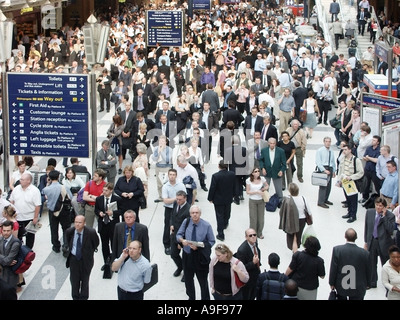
[302,196,313,225]
[233,259,246,289]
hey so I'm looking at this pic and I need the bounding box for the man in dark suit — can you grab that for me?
[97,69,113,112]
[120,101,136,161]
[132,88,150,115]
[153,113,177,147]
[201,83,220,115]
[131,111,155,140]
[301,70,313,91]
[259,137,287,204]
[35,38,48,61]
[234,228,261,300]
[198,102,219,162]
[243,106,264,139]
[357,7,370,36]
[155,100,176,123]
[250,77,265,97]
[364,197,395,288]
[135,77,152,98]
[292,81,309,119]
[112,209,150,262]
[221,85,237,111]
[329,228,371,300]
[0,221,21,291]
[169,190,190,279]
[377,57,389,75]
[319,52,330,70]
[221,100,244,130]
[224,135,248,204]
[94,182,122,271]
[259,115,278,142]
[207,161,236,241]
[95,140,118,185]
[65,215,99,300]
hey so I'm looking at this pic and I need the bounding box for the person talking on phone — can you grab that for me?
[111,240,152,300]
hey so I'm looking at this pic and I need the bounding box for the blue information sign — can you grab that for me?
[7,73,90,157]
[146,10,184,47]
[193,0,211,10]
[362,95,400,109]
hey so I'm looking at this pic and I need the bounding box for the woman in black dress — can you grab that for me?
[277,131,296,191]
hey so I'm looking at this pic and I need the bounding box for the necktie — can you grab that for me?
[261,126,266,140]
[361,12,364,20]
[3,239,7,251]
[76,233,82,260]
[373,214,381,238]
[104,197,110,224]
[303,60,305,67]
[176,205,180,213]
[163,111,167,116]
[256,146,261,159]
[138,96,143,110]
[253,245,260,268]
[191,224,197,241]
[127,227,132,246]
[104,150,107,161]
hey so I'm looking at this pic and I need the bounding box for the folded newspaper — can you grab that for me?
[185,240,204,248]
[25,221,42,234]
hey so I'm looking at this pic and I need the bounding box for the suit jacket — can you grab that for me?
[234,240,261,287]
[135,83,152,97]
[198,110,219,131]
[153,120,177,146]
[259,146,287,178]
[132,119,155,137]
[364,209,395,256]
[260,123,278,141]
[329,243,371,298]
[170,201,191,238]
[155,109,176,123]
[221,108,244,129]
[35,42,48,61]
[222,90,237,110]
[112,222,150,261]
[94,194,122,233]
[65,226,99,273]
[250,83,265,96]
[302,76,313,90]
[377,61,389,75]
[243,115,264,138]
[292,86,309,108]
[224,145,248,176]
[152,83,174,98]
[201,89,220,112]
[207,169,236,205]
[357,11,370,24]
[96,148,117,180]
[120,109,137,147]
[0,236,21,287]
[132,95,150,113]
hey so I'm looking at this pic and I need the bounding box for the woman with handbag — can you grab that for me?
[208,244,249,300]
[246,167,269,240]
[302,90,319,139]
[279,183,312,253]
[333,100,347,147]
[63,168,85,216]
[277,131,296,191]
[107,114,125,175]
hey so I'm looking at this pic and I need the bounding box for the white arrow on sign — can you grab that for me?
[12,123,16,127]
[13,137,17,140]
[13,143,17,147]
[13,130,17,133]
[12,103,16,107]
[13,116,17,120]
[12,109,17,113]
[13,150,17,153]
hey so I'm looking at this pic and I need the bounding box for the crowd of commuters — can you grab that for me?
[1,0,400,301]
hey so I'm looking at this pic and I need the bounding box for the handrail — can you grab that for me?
[315,0,331,45]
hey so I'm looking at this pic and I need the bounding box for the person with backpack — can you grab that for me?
[336,144,364,223]
[256,252,288,300]
[43,170,73,255]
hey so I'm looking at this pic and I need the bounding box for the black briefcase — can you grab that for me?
[143,263,158,292]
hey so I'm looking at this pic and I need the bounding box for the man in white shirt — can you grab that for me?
[175,155,200,205]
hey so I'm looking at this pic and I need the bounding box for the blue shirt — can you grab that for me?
[363,145,380,173]
[118,255,152,292]
[279,95,295,112]
[316,146,336,172]
[162,180,186,209]
[380,171,398,205]
[152,146,173,168]
[176,218,215,254]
